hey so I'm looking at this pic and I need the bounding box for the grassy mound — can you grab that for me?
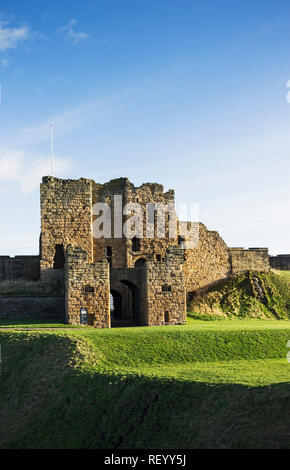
[188,271,290,320]
[1,320,290,449]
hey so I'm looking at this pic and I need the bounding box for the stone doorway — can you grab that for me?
[110,280,140,327]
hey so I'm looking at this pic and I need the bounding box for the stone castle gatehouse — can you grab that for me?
[1,175,286,326]
[37,176,272,327]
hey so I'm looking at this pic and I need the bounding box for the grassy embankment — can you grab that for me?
[1,319,290,449]
[0,270,289,449]
[188,270,290,320]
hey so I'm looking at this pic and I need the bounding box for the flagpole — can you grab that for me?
[50,123,54,176]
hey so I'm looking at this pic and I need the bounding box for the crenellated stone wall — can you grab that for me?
[65,245,110,327]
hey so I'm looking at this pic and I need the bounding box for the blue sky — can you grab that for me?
[0,0,290,255]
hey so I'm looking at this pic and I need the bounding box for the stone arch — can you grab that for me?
[134,258,146,268]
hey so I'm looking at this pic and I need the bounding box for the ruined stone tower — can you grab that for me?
[40,176,188,326]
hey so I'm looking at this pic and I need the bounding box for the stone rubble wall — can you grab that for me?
[125,181,177,268]
[0,296,64,319]
[0,256,40,282]
[269,254,290,271]
[229,248,270,273]
[4,175,279,327]
[92,178,129,268]
[40,176,94,282]
[65,245,110,327]
[145,246,186,326]
[182,223,231,294]
[92,178,177,269]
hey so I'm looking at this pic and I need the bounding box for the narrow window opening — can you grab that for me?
[132,237,140,252]
[53,244,65,269]
[84,285,94,293]
[178,235,186,246]
[162,284,172,292]
[105,246,112,267]
[105,246,112,257]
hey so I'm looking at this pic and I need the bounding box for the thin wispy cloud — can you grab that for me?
[0,20,31,52]
[0,93,117,149]
[59,19,89,44]
[0,58,9,67]
[0,148,72,193]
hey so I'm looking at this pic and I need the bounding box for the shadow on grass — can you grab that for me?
[0,318,69,328]
[0,332,290,449]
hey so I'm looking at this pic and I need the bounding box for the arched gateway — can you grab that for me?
[110,268,144,326]
[64,245,186,327]
[110,280,140,327]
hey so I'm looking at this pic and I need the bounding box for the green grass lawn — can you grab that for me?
[0,317,290,449]
[68,318,290,386]
[272,269,290,279]
[0,318,77,328]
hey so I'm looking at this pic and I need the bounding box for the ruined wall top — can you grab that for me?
[42,176,174,200]
[42,176,95,186]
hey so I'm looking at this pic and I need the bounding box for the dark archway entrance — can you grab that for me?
[134,258,146,268]
[110,280,140,327]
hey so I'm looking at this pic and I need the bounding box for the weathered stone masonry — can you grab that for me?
[269,254,290,271]
[65,245,110,327]
[229,248,270,274]
[0,175,288,325]
[182,223,231,293]
[145,247,186,326]
[40,176,188,326]
[0,255,40,282]
[40,177,94,283]
[0,296,64,319]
